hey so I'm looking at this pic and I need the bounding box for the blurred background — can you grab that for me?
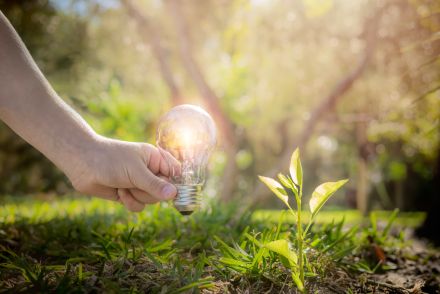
[0,0,438,216]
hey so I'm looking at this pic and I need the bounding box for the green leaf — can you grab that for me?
[218,257,250,269]
[244,233,263,247]
[172,277,215,293]
[382,208,399,238]
[277,173,298,196]
[309,179,348,217]
[289,148,303,189]
[258,176,290,208]
[214,236,242,259]
[264,239,297,265]
[292,272,305,291]
[277,173,291,188]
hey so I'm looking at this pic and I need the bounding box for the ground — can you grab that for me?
[0,196,438,293]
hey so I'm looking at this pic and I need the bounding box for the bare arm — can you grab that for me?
[0,11,176,211]
[0,11,99,178]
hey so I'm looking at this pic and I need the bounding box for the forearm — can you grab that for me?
[0,11,97,176]
[0,11,177,208]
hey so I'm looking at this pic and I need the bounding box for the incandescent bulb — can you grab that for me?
[156,104,216,215]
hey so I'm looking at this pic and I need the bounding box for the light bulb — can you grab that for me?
[156,104,216,215]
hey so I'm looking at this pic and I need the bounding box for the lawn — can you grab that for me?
[0,196,438,293]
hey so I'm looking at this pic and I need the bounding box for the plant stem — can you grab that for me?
[297,193,304,291]
[303,220,313,239]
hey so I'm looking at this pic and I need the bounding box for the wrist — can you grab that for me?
[58,129,102,182]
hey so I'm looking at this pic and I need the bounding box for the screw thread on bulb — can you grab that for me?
[174,184,203,215]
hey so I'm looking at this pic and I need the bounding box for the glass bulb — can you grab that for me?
[156,104,216,215]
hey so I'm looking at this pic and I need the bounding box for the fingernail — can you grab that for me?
[161,184,176,200]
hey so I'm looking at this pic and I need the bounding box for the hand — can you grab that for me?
[65,136,177,212]
[0,13,176,212]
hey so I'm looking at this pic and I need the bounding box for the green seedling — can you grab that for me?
[368,208,399,245]
[259,148,348,292]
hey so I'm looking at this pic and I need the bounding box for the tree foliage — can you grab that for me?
[0,0,438,210]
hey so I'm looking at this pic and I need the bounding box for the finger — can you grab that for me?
[145,145,164,175]
[159,175,172,181]
[158,147,181,177]
[117,188,145,212]
[81,184,119,202]
[129,188,160,204]
[159,155,170,177]
[130,165,177,201]
[141,144,174,177]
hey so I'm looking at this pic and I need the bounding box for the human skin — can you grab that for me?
[0,11,177,212]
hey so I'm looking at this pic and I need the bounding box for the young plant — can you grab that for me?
[259,148,348,292]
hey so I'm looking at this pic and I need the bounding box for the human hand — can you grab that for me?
[64,136,177,212]
[0,12,176,211]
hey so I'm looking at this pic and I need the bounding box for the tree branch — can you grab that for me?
[165,0,236,147]
[121,0,183,105]
[165,0,239,201]
[251,7,383,205]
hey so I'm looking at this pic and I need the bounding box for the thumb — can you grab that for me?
[132,166,177,201]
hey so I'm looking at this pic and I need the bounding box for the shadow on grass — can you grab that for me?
[0,197,259,292]
[0,197,435,293]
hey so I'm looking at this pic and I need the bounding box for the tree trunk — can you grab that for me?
[165,0,239,201]
[394,180,404,210]
[250,7,383,206]
[416,148,440,246]
[121,0,183,105]
[356,119,369,215]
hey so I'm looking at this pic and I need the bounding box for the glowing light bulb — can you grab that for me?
[156,104,216,215]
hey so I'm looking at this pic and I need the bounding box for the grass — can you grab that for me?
[253,209,425,227]
[0,196,430,293]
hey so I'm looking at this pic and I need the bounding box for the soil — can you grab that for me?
[317,239,440,294]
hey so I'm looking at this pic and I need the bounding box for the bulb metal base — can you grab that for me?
[174,184,202,215]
